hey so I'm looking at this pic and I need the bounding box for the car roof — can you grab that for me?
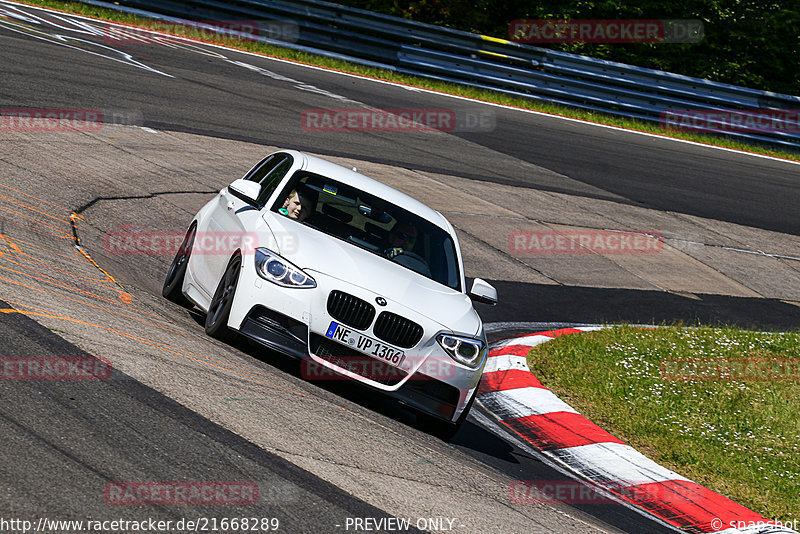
[287,150,453,232]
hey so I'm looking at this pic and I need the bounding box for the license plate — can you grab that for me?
[325,321,405,367]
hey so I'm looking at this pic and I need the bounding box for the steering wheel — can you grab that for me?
[385,248,431,277]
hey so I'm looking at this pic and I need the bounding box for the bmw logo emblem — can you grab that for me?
[375,297,387,306]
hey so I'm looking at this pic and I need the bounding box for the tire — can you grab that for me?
[418,388,476,440]
[162,224,196,304]
[205,254,242,339]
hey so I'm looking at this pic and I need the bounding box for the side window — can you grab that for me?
[243,153,294,206]
[244,154,277,182]
[257,157,293,205]
[442,236,459,290]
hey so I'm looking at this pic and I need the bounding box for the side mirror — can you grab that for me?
[228,179,263,208]
[468,278,497,306]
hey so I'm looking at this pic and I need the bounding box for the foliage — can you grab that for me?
[14,0,800,158]
[340,0,800,95]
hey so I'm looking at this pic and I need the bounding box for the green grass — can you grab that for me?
[527,325,800,522]
[10,0,800,162]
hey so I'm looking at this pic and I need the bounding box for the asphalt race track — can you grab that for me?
[0,301,427,533]
[0,3,798,533]
[2,4,799,235]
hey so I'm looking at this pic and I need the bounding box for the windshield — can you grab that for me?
[272,171,461,291]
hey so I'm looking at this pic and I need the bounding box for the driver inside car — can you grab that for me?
[385,221,418,258]
[384,220,431,277]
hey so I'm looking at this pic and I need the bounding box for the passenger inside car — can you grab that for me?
[279,188,317,222]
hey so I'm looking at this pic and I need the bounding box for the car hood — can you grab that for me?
[268,218,480,335]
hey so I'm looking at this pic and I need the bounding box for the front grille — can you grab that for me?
[327,290,375,330]
[374,312,423,348]
[310,334,407,386]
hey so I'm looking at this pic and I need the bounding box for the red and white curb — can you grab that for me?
[476,327,797,534]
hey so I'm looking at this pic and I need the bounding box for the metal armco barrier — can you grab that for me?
[82,0,800,150]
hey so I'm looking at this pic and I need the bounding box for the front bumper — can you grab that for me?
[229,268,485,423]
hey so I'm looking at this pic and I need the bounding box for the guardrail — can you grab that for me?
[82,0,800,150]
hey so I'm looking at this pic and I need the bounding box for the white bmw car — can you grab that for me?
[163,150,497,437]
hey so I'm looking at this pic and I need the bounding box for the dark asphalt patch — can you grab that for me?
[474,281,800,331]
[0,300,423,533]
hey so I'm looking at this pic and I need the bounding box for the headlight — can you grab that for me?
[436,333,485,368]
[254,248,316,288]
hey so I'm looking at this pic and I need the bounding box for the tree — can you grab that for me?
[338,0,800,95]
